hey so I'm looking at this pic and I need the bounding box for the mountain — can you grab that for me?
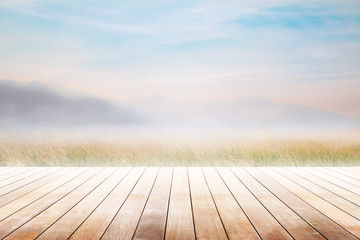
[1,80,359,132]
[0,80,144,129]
[130,96,360,130]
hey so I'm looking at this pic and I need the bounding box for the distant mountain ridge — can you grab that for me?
[129,96,360,130]
[0,80,144,129]
[0,80,359,131]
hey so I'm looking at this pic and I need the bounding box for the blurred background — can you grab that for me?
[0,1,360,153]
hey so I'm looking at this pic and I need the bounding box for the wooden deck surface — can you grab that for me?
[0,167,360,240]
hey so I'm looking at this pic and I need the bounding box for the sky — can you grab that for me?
[1,0,360,118]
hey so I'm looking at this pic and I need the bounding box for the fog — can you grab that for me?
[1,80,359,140]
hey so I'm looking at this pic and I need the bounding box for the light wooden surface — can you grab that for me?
[0,167,359,240]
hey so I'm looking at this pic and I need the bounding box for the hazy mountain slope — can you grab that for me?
[0,80,144,129]
[1,80,358,132]
[130,96,360,129]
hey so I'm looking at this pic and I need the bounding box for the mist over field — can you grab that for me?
[0,1,359,166]
[0,80,359,140]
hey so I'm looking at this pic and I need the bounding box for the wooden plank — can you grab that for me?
[317,168,360,190]
[0,167,101,239]
[203,167,260,240]
[0,167,42,188]
[69,167,145,240]
[330,167,360,181]
[231,167,324,240]
[268,168,360,237]
[4,168,115,240]
[0,168,80,212]
[0,168,75,207]
[303,168,360,195]
[287,167,360,206]
[101,167,159,240]
[188,167,228,240]
[0,167,38,183]
[342,167,360,175]
[0,168,29,182]
[218,167,292,240]
[0,167,16,175]
[133,167,173,240]
[0,167,61,197]
[0,166,359,240]
[272,168,360,220]
[36,168,131,240]
[250,167,358,240]
[164,167,195,240]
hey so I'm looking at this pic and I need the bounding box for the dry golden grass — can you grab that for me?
[0,136,359,166]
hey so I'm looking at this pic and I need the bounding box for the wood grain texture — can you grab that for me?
[0,167,359,240]
[252,167,359,240]
[133,167,173,240]
[188,167,228,240]
[0,167,62,198]
[232,167,324,240]
[218,167,292,240]
[37,168,130,240]
[203,167,260,240]
[0,168,84,218]
[165,167,195,240]
[0,167,75,208]
[311,168,360,195]
[0,168,101,239]
[69,167,145,240]
[101,167,159,240]
[287,167,360,206]
[330,167,360,181]
[0,168,33,182]
[0,167,42,188]
[4,168,115,240]
[304,168,360,196]
[272,167,360,220]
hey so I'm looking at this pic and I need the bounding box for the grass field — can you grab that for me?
[1,135,359,166]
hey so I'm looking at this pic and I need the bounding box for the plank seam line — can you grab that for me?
[215,167,262,240]
[0,168,31,182]
[187,167,197,240]
[328,168,360,182]
[286,167,360,207]
[0,167,86,220]
[299,168,360,197]
[34,168,120,240]
[0,167,64,198]
[201,167,229,240]
[1,167,106,239]
[341,168,360,175]
[317,168,360,189]
[0,168,78,208]
[67,167,133,240]
[248,167,328,239]
[274,167,360,221]
[0,168,41,189]
[99,167,147,240]
[162,167,174,240]
[256,167,359,240]
[0,168,23,180]
[131,167,161,240]
[231,167,295,240]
